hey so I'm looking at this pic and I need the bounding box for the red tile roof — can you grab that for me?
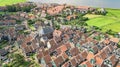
[75,54,83,63]
[94,55,104,66]
[81,50,88,60]
[87,52,95,61]
[110,38,119,43]
[47,5,64,15]
[54,56,64,67]
[44,55,52,64]
[61,52,68,61]
[37,51,44,60]
[53,30,62,37]
[70,58,78,67]
[98,51,107,60]
[66,14,77,20]
[70,47,80,56]
[59,45,67,52]
[109,54,118,66]
[80,61,93,67]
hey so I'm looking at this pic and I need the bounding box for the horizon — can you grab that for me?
[29,0,120,9]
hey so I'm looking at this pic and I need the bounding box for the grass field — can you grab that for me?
[0,0,27,6]
[84,14,102,19]
[86,9,120,33]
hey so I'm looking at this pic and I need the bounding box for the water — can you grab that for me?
[29,0,120,9]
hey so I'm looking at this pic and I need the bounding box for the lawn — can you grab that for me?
[86,9,120,33]
[84,14,102,19]
[0,0,27,6]
[0,12,16,15]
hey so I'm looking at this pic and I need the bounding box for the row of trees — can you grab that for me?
[3,54,31,67]
[5,4,36,12]
[94,11,107,15]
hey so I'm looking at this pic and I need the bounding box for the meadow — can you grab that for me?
[0,0,26,6]
[86,9,120,33]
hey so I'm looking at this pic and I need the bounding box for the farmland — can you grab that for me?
[86,9,120,33]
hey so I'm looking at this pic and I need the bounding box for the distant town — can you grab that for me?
[0,2,120,67]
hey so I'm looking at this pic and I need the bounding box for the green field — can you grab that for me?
[86,9,120,33]
[0,0,27,6]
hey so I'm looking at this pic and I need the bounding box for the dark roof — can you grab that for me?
[43,26,54,34]
[0,49,8,56]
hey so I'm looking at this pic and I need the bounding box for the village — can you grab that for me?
[0,2,120,67]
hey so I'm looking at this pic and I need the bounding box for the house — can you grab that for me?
[56,45,68,55]
[47,5,64,15]
[37,51,44,63]
[0,6,6,11]
[79,61,93,67]
[81,50,88,61]
[75,54,84,64]
[0,49,8,61]
[47,39,57,49]
[103,54,118,67]
[110,37,119,44]
[54,56,64,67]
[100,8,107,14]
[109,54,118,67]
[40,36,48,46]
[0,33,3,42]
[19,12,28,18]
[76,6,93,13]
[28,14,36,20]
[66,14,77,21]
[90,46,99,54]
[62,62,70,67]
[116,61,120,67]
[0,20,16,26]
[15,25,26,31]
[21,36,39,56]
[94,55,104,67]
[43,55,52,66]
[103,46,112,57]
[69,57,79,67]
[116,48,120,58]
[53,30,62,37]
[69,47,80,57]
[1,28,16,42]
[87,52,95,61]
[41,10,47,18]
[47,39,58,54]
[61,52,69,61]
[98,50,108,60]
[38,26,54,39]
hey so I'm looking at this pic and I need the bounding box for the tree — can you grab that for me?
[6,3,36,12]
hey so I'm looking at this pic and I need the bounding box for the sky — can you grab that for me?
[29,0,120,9]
